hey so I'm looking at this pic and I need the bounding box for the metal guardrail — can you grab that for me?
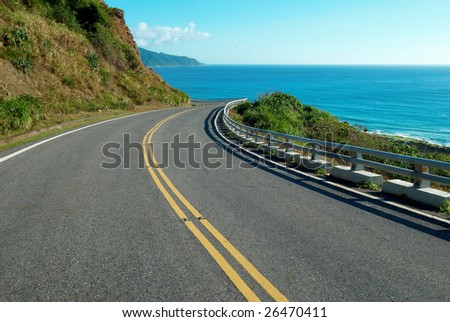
[222,99,450,189]
[192,98,244,103]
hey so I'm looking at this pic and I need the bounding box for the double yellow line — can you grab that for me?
[141,109,288,302]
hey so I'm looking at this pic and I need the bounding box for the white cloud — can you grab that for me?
[135,22,211,47]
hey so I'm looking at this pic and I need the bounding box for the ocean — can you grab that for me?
[154,65,450,146]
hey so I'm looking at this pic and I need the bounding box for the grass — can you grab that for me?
[86,52,98,71]
[0,103,184,152]
[12,55,34,72]
[1,24,35,73]
[440,200,450,216]
[315,168,328,176]
[0,95,42,134]
[3,25,29,47]
[61,76,74,87]
[357,181,380,191]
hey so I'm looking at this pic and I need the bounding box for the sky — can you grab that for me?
[104,0,450,65]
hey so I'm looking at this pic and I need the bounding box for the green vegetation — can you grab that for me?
[122,44,139,70]
[1,24,34,73]
[86,52,98,70]
[0,109,135,152]
[0,95,42,134]
[3,25,29,46]
[315,168,328,176]
[12,55,34,72]
[235,93,307,137]
[440,200,450,215]
[0,0,189,138]
[357,181,380,191]
[99,67,110,86]
[233,92,450,189]
[61,76,74,87]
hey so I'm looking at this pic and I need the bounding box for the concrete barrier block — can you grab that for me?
[283,151,300,164]
[382,179,413,196]
[300,156,332,170]
[268,146,279,156]
[236,134,252,143]
[261,144,277,154]
[407,187,450,208]
[330,165,383,185]
[241,137,254,144]
[276,149,287,159]
[382,179,450,208]
[248,141,264,149]
[257,143,267,152]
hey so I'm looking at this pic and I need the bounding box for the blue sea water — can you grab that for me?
[155,65,450,146]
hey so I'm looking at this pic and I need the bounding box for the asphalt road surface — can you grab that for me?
[1,104,449,301]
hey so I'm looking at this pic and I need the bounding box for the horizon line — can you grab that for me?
[155,63,450,67]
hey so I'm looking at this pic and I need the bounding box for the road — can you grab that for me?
[1,103,449,301]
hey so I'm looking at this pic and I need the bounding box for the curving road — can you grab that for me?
[1,103,449,301]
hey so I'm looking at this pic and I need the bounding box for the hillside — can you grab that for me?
[138,47,202,67]
[0,0,189,137]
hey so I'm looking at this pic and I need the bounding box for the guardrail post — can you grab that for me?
[350,152,364,171]
[311,143,322,160]
[413,164,430,188]
[237,124,243,136]
[246,127,252,139]
[267,133,272,146]
[286,139,294,152]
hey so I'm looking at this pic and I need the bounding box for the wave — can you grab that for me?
[368,130,450,147]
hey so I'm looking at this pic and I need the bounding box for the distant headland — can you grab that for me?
[138,47,203,67]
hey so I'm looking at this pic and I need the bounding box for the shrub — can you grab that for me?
[86,52,98,70]
[99,68,110,86]
[74,1,107,32]
[315,168,328,176]
[3,26,29,47]
[12,55,34,73]
[88,23,117,59]
[240,92,305,137]
[48,0,79,30]
[20,0,112,38]
[61,76,74,87]
[0,95,42,134]
[357,181,379,191]
[1,25,34,73]
[122,44,139,70]
[43,38,52,51]
[440,200,450,215]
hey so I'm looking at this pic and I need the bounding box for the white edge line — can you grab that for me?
[214,108,450,226]
[0,107,180,163]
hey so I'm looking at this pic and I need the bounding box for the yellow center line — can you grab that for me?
[142,111,260,302]
[147,129,289,302]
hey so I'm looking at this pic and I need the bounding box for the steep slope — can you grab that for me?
[138,47,202,67]
[0,0,189,136]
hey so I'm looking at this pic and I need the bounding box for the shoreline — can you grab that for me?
[367,131,450,152]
